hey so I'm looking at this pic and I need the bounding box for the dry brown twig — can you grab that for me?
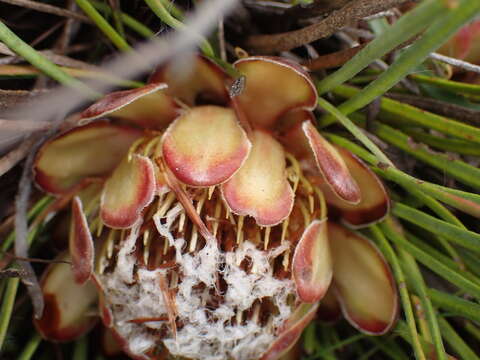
[303,34,419,70]
[0,135,37,177]
[0,0,90,23]
[304,43,367,70]
[245,0,409,53]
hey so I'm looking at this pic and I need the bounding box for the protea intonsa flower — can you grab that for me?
[32,55,398,360]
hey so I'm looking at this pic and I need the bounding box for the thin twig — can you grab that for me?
[14,141,44,319]
[245,0,409,53]
[304,44,366,70]
[218,18,227,62]
[0,0,90,23]
[14,111,66,319]
[30,20,66,48]
[429,52,480,74]
[342,26,375,39]
[0,42,15,55]
[363,9,395,20]
[39,50,99,70]
[2,252,71,265]
[55,0,79,53]
[0,50,100,69]
[0,136,37,177]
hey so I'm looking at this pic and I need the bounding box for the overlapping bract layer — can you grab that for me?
[32,54,397,360]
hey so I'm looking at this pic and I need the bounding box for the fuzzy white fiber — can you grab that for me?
[99,204,294,360]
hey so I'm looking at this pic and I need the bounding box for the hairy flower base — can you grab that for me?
[99,221,293,360]
[91,146,322,360]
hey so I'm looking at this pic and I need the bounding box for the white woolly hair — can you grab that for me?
[99,203,295,360]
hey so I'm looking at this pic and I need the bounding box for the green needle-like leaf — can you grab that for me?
[392,203,480,253]
[76,0,132,52]
[17,332,42,360]
[429,289,480,324]
[316,0,448,94]
[330,85,480,144]
[317,97,394,166]
[380,220,480,299]
[0,278,20,352]
[438,318,479,360]
[321,0,480,124]
[370,225,426,360]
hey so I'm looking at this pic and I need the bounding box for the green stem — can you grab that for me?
[303,323,319,355]
[426,184,480,207]
[72,335,88,360]
[0,278,20,352]
[464,322,480,343]
[109,2,126,39]
[317,326,336,360]
[397,246,447,360]
[406,232,480,287]
[76,0,131,51]
[158,0,183,20]
[144,0,214,57]
[17,332,42,360]
[429,289,480,324]
[412,74,480,96]
[401,128,480,156]
[370,225,426,360]
[438,318,478,360]
[311,334,366,359]
[371,170,465,267]
[396,321,441,358]
[367,337,409,360]
[0,22,95,97]
[90,0,154,38]
[459,248,480,279]
[0,221,43,353]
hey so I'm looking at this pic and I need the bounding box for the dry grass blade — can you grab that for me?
[0,0,90,23]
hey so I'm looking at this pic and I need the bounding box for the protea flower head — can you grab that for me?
[32,54,398,360]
